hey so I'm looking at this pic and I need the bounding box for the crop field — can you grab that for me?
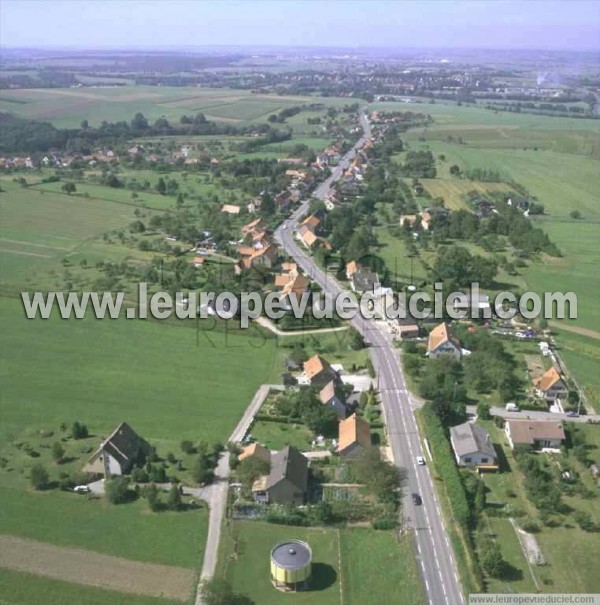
[218,521,423,605]
[0,86,348,128]
[417,178,515,210]
[0,569,180,605]
[0,535,196,601]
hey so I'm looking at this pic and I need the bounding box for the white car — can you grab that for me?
[416,456,426,466]
[73,485,90,494]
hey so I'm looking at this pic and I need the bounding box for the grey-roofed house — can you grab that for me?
[83,422,152,478]
[350,267,380,293]
[319,380,347,420]
[252,445,308,506]
[449,422,498,469]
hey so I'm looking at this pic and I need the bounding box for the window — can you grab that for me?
[481,458,488,463]
[464,457,472,463]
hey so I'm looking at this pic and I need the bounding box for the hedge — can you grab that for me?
[420,404,470,527]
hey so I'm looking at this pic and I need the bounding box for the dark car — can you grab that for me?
[412,493,422,506]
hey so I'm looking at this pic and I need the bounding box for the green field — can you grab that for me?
[0,86,349,128]
[218,521,424,605]
[0,297,279,443]
[0,569,180,605]
[0,488,208,569]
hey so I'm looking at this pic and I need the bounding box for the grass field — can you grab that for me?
[0,569,181,605]
[218,521,424,605]
[0,86,349,128]
[0,297,279,443]
[250,420,315,451]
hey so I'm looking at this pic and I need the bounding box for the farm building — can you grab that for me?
[303,354,340,388]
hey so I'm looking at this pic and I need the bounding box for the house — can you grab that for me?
[345,260,359,281]
[399,214,418,228]
[397,324,420,339]
[252,445,308,505]
[239,442,271,464]
[450,422,498,469]
[192,256,205,267]
[400,211,431,231]
[337,413,371,458]
[240,243,278,270]
[533,367,568,401]
[300,214,322,234]
[452,294,491,316]
[350,267,380,293]
[505,420,565,450]
[221,204,241,215]
[241,218,266,237]
[303,354,340,388]
[427,322,462,359]
[319,381,347,420]
[83,422,152,478]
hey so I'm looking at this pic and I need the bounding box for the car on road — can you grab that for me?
[73,485,90,494]
[411,493,422,506]
[416,456,426,466]
[566,411,579,417]
[505,402,520,412]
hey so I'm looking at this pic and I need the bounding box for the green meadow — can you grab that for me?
[0,86,349,128]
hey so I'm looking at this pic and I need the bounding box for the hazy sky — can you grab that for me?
[1,0,598,51]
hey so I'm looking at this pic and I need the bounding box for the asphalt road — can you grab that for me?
[274,113,465,605]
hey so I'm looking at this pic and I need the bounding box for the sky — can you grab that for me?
[0,0,598,52]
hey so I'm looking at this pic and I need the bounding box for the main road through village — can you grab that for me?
[274,113,465,605]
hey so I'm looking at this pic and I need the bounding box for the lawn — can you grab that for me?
[0,297,279,444]
[218,521,424,605]
[339,529,424,605]
[0,486,208,569]
[250,420,315,451]
[0,569,181,605]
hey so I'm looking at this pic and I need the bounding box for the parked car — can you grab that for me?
[505,403,520,412]
[73,485,90,494]
[416,456,426,466]
[566,411,579,418]
[411,493,422,506]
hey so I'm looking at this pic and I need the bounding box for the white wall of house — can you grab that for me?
[430,342,461,359]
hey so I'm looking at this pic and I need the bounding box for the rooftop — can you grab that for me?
[271,540,312,569]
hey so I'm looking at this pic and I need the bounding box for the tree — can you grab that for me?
[145,483,161,511]
[156,177,167,195]
[180,440,196,454]
[129,220,146,234]
[51,441,65,464]
[192,454,213,485]
[167,485,183,511]
[80,119,89,130]
[569,210,582,220]
[30,462,49,490]
[71,421,88,440]
[348,327,365,350]
[131,112,149,130]
[481,543,505,578]
[237,457,270,492]
[476,402,492,420]
[200,578,254,605]
[105,476,130,504]
[61,182,76,194]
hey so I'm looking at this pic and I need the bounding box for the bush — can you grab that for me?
[519,517,541,533]
[476,402,491,420]
[180,440,196,454]
[51,441,65,463]
[105,476,130,504]
[30,462,49,490]
[573,511,596,532]
[372,517,397,530]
